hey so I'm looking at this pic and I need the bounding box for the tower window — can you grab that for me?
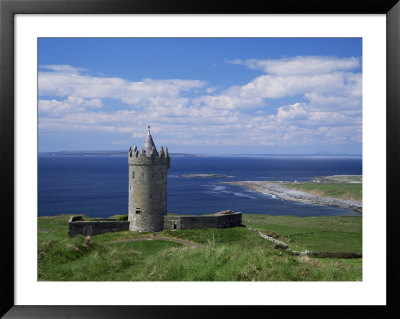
[135,208,141,214]
[132,171,135,179]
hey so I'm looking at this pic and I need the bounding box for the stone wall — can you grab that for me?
[68,217,129,237]
[163,212,242,231]
[68,212,242,237]
[216,212,243,228]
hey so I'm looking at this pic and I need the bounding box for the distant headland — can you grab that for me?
[38,151,361,157]
[179,173,234,178]
[223,175,362,213]
[38,150,207,157]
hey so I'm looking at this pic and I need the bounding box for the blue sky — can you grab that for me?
[38,38,362,154]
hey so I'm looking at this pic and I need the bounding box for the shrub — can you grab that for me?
[71,216,83,222]
[117,215,128,221]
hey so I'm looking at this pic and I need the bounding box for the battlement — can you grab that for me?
[128,146,170,167]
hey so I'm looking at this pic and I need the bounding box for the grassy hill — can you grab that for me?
[38,214,362,281]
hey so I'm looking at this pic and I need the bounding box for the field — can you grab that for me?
[282,182,362,201]
[38,214,362,281]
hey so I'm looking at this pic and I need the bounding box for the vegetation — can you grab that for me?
[38,213,362,281]
[242,214,362,253]
[117,214,129,221]
[282,182,362,201]
[340,175,362,182]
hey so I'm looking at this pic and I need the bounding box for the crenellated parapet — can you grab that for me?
[128,145,170,168]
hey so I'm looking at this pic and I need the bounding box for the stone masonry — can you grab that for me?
[68,217,129,237]
[163,211,242,231]
[68,211,242,237]
[128,127,170,232]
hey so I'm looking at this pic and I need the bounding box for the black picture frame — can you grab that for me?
[1,0,399,317]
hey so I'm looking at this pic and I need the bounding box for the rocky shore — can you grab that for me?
[224,181,362,213]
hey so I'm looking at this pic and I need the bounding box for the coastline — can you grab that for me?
[179,173,234,178]
[223,181,362,213]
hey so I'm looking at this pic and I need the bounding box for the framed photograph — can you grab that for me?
[1,0,398,317]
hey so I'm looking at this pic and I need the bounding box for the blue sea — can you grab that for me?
[38,154,362,218]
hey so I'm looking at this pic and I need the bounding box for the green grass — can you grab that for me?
[242,214,362,253]
[160,226,275,248]
[340,175,362,182]
[38,213,362,281]
[129,244,361,281]
[283,182,362,201]
[39,236,182,281]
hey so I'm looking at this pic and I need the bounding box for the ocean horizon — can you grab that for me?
[39,150,362,157]
[38,154,362,218]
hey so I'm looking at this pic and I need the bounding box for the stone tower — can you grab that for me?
[128,126,170,232]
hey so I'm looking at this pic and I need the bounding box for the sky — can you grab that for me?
[38,38,362,154]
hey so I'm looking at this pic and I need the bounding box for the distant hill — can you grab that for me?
[38,150,361,157]
[38,150,206,157]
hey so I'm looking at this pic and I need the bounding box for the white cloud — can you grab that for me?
[229,56,360,75]
[235,72,359,99]
[39,96,103,116]
[39,64,87,74]
[206,87,218,94]
[305,92,361,109]
[38,60,362,150]
[193,57,361,115]
[276,103,308,121]
[39,67,205,108]
[192,94,263,109]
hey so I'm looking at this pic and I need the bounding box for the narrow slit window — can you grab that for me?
[132,171,135,179]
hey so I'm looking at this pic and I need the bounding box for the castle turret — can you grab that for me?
[128,126,170,232]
